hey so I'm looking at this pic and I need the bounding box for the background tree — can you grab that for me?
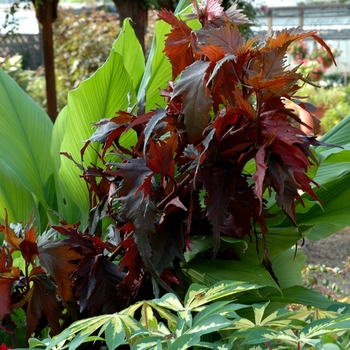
[33,0,59,122]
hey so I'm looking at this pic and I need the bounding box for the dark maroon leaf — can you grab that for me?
[143,109,167,156]
[149,212,186,275]
[195,26,244,56]
[108,158,153,197]
[19,239,39,264]
[117,237,145,308]
[199,166,235,259]
[72,254,124,315]
[119,192,173,295]
[172,61,213,143]
[38,237,82,309]
[26,269,63,338]
[0,247,20,321]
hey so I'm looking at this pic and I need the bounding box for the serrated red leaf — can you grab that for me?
[196,44,225,62]
[38,239,82,308]
[25,270,63,338]
[0,247,20,320]
[72,254,124,315]
[117,237,144,307]
[172,61,213,142]
[156,9,194,79]
[245,72,290,92]
[199,166,234,259]
[253,146,268,210]
[3,210,21,251]
[232,91,256,120]
[146,137,176,181]
[150,211,186,274]
[195,26,244,56]
[109,158,153,197]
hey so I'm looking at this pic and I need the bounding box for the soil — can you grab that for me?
[301,227,350,296]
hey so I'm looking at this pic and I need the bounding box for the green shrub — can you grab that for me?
[297,84,350,132]
[1,10,120,112]
[53,9,120,111]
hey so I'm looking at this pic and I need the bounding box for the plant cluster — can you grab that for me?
[298,83,350,132]
[288,39,308,62]
[28,281,350,349]
[288,39,341,81]
[73,0,336,304]
[303,261,350,301]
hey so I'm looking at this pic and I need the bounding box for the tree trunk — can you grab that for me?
[112,0,148,52]
[34,0,59,123]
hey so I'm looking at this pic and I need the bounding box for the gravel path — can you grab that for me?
[302,227,350,296]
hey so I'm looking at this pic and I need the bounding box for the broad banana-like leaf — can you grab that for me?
[296,173,350,240]
[0,163,38,228]
[137,19,172,111]
[113,18,145,93]
[57,25,139,225]
[319,113,350,147]
[50,107,83,225]
[0,68,54,228]
[183,258,280,290]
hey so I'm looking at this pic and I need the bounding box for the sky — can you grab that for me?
[264,0,298,7]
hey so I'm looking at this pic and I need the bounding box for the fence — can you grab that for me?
[0,33,43,69]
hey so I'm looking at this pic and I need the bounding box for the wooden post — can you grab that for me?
[267,9,272,34]
[298,8,303,29]
[34,0,59,123]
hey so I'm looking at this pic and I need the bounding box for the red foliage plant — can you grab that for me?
[77,0,334,306]
[0,0,336,343]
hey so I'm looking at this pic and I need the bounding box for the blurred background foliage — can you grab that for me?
[0,9,119,112]
[1,0,349,131]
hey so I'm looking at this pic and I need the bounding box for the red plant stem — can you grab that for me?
[255,91,262,146]
[157,173,191,210]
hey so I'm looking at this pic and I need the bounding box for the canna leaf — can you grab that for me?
[113,18,145,92]
[58,40,136,227]
[0,69,53,228]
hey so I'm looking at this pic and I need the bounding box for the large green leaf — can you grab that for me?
[0,68,53,227]
[137,19,172,111]
[0,163,38,226]
[278,174,350,241]
[57,47,137,225]
[183,258,280,290]
[319,113,350,147]
[113,18,145,93]
[50,107,82,224]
